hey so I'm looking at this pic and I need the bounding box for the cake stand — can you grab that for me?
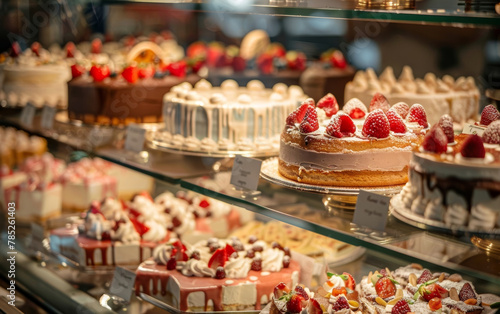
[260,157,404,214]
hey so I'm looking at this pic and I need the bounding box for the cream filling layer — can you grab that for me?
[280,140,412,172]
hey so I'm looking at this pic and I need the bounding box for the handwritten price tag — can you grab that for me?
[352,190,390,232]
[109,267,136,302]
[20,103,36,127]
[31,223,45,252]
[41,106,57,129]
[230,155,262,191]
[462,123,486,136]
[124,124,146,153]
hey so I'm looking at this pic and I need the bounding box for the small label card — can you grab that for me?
[41,106,57,129]
[31,223,45,252]
[230,155,263,191]
[462,123,486,136]
[352,190,390,232]
[20,103,36,127]
[124,124,146,153]
[109,267,136,302]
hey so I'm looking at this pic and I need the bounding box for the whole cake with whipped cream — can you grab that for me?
[393,106,500,231]
[344,66,479,126]
[135,236,300,311]
[279,93,428,187]
[159,79,306,152]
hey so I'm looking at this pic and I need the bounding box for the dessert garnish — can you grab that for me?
[362,109,390,138]
[482,120,500,145]
[421,125,447,154]
[316,93,339,117]
[438,114,455,144]
[370,92,391,113]
[299,106,319,133]
[406,104,428,128]
[343,98,367,119]
[386,110,407,134]
[390,102,410,119]
[480,104,500,126]
[325,112,356,138]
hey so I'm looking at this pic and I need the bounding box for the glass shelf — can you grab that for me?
[102,1,500,27]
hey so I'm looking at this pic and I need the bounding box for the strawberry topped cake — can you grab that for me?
[278,94,427,187]
[135,236,300,311]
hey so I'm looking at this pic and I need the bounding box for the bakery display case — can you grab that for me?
[1,0,500,313]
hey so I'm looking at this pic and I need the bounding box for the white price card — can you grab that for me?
[41,106,57,129]
[31,223,45,252]
[462,123,486,136]
[230,155,262,191]
[352,190,390,232]
[20,103,36,127]
[124,124,146,153]
[109,267,136,302]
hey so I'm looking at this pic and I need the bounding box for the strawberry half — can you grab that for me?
[332,295,350,311]
[308,298,322,314]
[422,125,447,154]
[438,114,455,143]
[167,60,187,77]
[187,41,207,59]
[343,272,356,290]
[480,104,500,126]
[299,106,319,133]
[391,300,411,314]
[232,55,246,72]
[325,112,356,138]
[343,98,367,119]
[273,282,291,299]
[460,134,485,159]
[286,51,306,71]
[122,65,139,83]
[294,285,309,300]
[138,65,154,79]
[286,103,312,126]
[386,110,407,133]
[362,109,390,138]
[208,248,227,269]
[417,269,432,284]
[483,120,500,144]
[375,276,396,299]
[286,294,306,313]
[71,64,85,79]
[224,243,236,257]
[317,93,339,117]
[90,64,110,82]
[390,102,410,119]
[459,282,476,301]
[406,104,428,128]
[421,283,448,302]
[370,92,390,113]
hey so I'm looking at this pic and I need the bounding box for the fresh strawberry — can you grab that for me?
[199,199,210,208]
[438,114,455,143]
[428,297,442,311]
[421,283,448,301]
[422,125,447,154]
[330,50,347,69]
[391,102,410,119]
[166,256,177,270]
[257,53,274,74]
[31,42,41,57]
[325,113,356,138]
[343,98,367,119]
[206,43,226,67]
[90,64,110,82]
[130,217,150,236]
[459,282,476,301]
[215,266,226,279]
[224,244,236,257]
[65,42,76,58]
[460,134,485,159]
[308,298,322,314]
[167,60,187,77]
[208,248,227,269]
[91,38,102,54]
[294,285,309,300]
[122,65,139,83]
[172,239,187,253]
[138,65,154,79]
[187,41,207,59]
[375,276,396,299]
[332,295,350,311]
[391,300,411,314]
[417,269,433,284]
[286,51,306,71]
[232,55,246,72]
[362,109,390,138]
[10,42,21,58]
[299,106,319,133]
[483,120,500,144]
[273,282,291,299]
[370,92,391,113]
[317,93,339,117]
[287,294,306,313]
[386,110,407,133]
[480,104,500,126]
[343,272,356,290]
[71,64,86,79]
[268,43,286,58]
[406,104,428,128]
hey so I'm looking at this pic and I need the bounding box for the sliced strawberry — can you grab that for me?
[332,295,350,311]
[422,125,447,154]
[459,282,476,301]
[438,114,455,143]
[299,106,319,133]
[286,101,314,127]
[208,248,227,269]
[90,64,110,82]
[286,294,305,313]
[10,42,21,58]
[138,65,154,79]
[362,109,390,138]
[391,102,410,119]
[480,104,500,126]
[421,283,448,301]
[325,112,356,138]
[428,297,442,311]
[386,110,407,133]
[343,98,367,119]
[375,276,396,299]
[294,285,309,300]
[232,55,246,72]
[286,51,306,71]
[172,239,187,253]
[317,93,339,117]
[122,65,139,83]
[71,64,86,79]
[406,104,428,128]
[391,300,411,314]
[130,217,150,236]
[167,60,187,77]
[370,92,391,113]
[31,42,41,57]
[91,38,102,54]
[308,298,322,314]
[273,282,291,299]
[343,272,356,290]
[417,269,433,284]
[330,50,347,69]
[224,243,236,258]
[257,53,274,74]
[483,120,500,144]
[460,134,485,159]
